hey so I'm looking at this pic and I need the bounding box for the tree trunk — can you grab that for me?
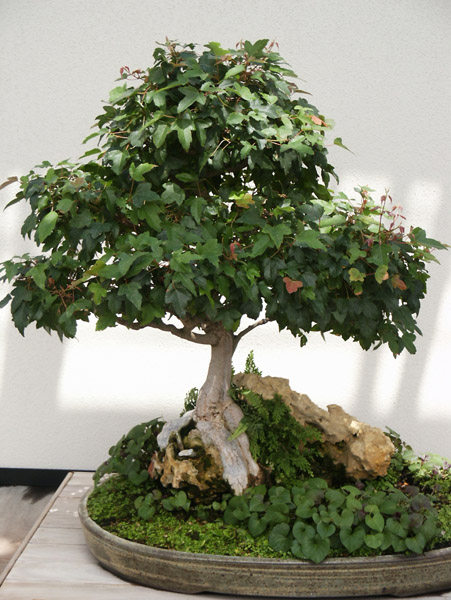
[193,327,261,495]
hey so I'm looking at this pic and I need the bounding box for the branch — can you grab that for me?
[116,317,218,346]
[233,318,269,349]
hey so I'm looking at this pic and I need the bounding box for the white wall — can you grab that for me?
[1,0,450,470]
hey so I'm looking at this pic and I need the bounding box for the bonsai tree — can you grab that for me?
[0,40,445,495]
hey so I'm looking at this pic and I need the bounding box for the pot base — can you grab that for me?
[79,491,451,597]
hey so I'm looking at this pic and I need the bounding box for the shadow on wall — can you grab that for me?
[0,323,66,467]
[351,175,451,456]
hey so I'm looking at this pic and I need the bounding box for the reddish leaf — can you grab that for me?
[309,114,327,127]
[229,241,240,260]
[283,276,303,294]
[391,274,407,290]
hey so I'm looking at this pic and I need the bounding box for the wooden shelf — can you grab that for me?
[0,472,449,600]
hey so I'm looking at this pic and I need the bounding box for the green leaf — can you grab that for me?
[248,514,267,537]
[95,312,116,331]
[248,39,269,56]
[118,282,142,310]
[177,87,201,113]
[292,522,315,543]
[56,197,74,213]
[300,534,330,563]
[106,149,129,175]
[207,41,229,56]
[316,521,336,539]
[162,183,185,206]
[26,263,47,290]
[133,183,161,208]
[375,264,389,284]
[109,85,135,103]
[320,214,346,228]
[339,526,365,553]
[248,494,266,513]
[386,518,408,538]
[176,172,197,183]
[0,294,11,309]
[165,286,191,317]
[234,84,253,102]
[282,137,314,156]
[295,229,327,250]
[268,523,292,553]
[88,282,108,305]
[141,303,165,325]
[410,227,447,249]
[197,239,222,267]
[152,90,167,107]
[364,533,384,549]
[178,131,193,154]
[348,243,367,264]
[349,268,366,283]
[334,137,353,152]
[190,197,206,224]
[251,234,271,257]
[365,511,385,533]
[37,211,58,243]
[226,112,246,125]
[225,64,245,79]
[129,162,156,182]
[153,123,171,148]
[263,223,291,248]
[175,119,193,151]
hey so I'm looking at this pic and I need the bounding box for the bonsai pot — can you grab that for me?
[79,490,451,598]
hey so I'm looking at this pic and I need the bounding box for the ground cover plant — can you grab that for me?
[1,39,448,564]
[88,356,451,563]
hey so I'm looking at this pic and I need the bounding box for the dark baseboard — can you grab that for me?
[0,468,70,487]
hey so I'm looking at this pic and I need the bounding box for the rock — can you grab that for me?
[151,426,225,492]
[233,373,395,479]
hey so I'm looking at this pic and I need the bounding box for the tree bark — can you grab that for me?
[193,326,261,495]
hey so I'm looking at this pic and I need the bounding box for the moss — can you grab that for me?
[438,504,451,545]
[88,474,451,561]
[88,476,285,558]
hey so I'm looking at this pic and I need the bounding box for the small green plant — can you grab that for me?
[230,386,324,484]
[88,473,446,564]
[180,387,199,416]
[244,350,262,375]
[93,418,164,487]
[222,478,440,563]
[383,428,451,492]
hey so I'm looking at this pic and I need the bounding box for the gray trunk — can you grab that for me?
[194,328,261,495]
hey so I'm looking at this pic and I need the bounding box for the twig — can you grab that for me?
[233,318,269,348]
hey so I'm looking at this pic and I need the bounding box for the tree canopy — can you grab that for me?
[0,39,446,355]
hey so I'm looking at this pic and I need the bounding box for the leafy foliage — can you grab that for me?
[89,473,443,564]
[0,40,445,355]
[231,386,324,484]
[93,418,164,487]
[89,416,450,563]
[244,350,262,375]
[180,386,199,416]
[219,479,441,562]
[383,428,451,489]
